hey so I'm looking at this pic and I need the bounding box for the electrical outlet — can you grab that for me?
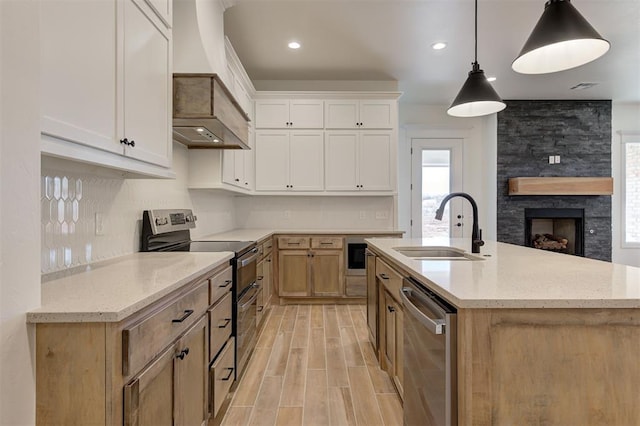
[283,210,291,219]
[95,212,105,235]
[555,155,561,163]
[548,155,555,164]
[359,211,367,220]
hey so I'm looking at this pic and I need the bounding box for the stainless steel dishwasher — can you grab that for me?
[400,277,457,426]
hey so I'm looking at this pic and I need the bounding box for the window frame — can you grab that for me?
[621,131,640,248]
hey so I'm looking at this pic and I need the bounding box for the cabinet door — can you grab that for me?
[289,131,324,191]
[278,250,310,297]
[310,250,344,297]
[124,345,175,426]
[40,0,119,154]
[358,132,393,191]
[325,132,359,191]
[255,131,290,191]
[255,100,289,128]
[395,305,404,399]
[383,291,396,374]
[122,0,171,167]
[264,253,273,306]
[175,316,208,426]
[243,129,255,190]
[359,100,395,129]
[234,149,245,186]
[325,100,359,129]
[222,150,236,186]
[289,100,324,129]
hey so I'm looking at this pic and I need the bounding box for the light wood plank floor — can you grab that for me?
[221,304,403,426]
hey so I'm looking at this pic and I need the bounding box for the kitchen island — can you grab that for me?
[366,237,640,425]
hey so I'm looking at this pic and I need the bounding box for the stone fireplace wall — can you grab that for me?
[497,100,612,261]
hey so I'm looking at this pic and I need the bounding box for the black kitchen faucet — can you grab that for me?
[435,192,485,253]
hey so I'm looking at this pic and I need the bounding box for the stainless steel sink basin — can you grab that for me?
[393,246,485,261]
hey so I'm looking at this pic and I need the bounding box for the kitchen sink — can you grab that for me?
[393,246,485,261]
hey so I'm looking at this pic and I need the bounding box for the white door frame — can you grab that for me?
[410,138,464,238]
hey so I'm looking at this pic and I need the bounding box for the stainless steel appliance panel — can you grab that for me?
[236,247,258,297]
[401,278,457,426]
[235,283,259,377]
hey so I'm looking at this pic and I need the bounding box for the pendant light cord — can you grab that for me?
[474,0,478,66]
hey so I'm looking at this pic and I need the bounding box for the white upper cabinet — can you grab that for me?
[255,130,324,191]
[255,100,324,129]
[41,0,119,155]
[325,100,396,129]
[325,131,393,191]
[122,0,171,167]
[40,0,173,177]
[222,129,253,191]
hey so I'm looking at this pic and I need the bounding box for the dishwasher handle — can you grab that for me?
[400,287,447,335]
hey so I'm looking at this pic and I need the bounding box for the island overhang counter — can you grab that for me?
[366,237,640,425]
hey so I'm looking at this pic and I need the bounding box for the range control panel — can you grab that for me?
[146,209,197,235]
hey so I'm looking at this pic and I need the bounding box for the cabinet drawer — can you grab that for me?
[311,237,343,249]
[123,280,209,376]
[278,236,310,249]
[210,337,235,418]
[262,238,273,255]
[376,258,404,302]
[209,291,232,362]
[210,266,233,305]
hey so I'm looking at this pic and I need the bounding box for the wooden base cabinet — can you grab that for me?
[124,316,208,426]
[34,265,232,426]
[277,236,344,298]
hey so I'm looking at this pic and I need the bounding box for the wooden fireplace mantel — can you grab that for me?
[508,177,614,196]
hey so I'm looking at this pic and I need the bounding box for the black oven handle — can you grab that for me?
[238,248,259,267]
[238,285,261,312]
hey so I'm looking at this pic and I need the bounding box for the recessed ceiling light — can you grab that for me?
[196,128,204,132]
[288,41,301,49]
[431,42,447,50]
[487,76,497,82]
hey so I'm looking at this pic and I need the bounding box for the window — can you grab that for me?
[622,134,640,246]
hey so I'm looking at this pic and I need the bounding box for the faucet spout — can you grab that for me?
[435,192,485,253]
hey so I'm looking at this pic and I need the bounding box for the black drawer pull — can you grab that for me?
[218,318,231,329]
[387,305,396,313]
[176,347,190,360]
[257,306,264,312]
[379,273,389,280]
[219,280,232,288]
[257,275,264,281]
[172,309,194,323]
[221,367,234,381]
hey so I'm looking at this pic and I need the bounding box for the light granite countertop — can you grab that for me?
[28,252,233,323]
[197,228,403,242]
[366,237,640,309]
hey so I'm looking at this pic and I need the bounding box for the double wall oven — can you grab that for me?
[141,209,259,379]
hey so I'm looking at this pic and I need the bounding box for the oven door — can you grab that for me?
[236,247,258,296]
[235,283,259,378]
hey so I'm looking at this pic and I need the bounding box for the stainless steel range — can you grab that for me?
[141,209,259,379]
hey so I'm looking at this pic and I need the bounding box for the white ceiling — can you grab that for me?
[223,0,640,104]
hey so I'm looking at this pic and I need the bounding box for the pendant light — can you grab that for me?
[447,0,506,117]
[512,0,610,74]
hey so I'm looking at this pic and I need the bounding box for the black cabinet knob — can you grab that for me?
[456,223,462,227]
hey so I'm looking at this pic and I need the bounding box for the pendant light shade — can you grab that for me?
[447,0,505,117]
[512,0,610,74]
[447,63,506,117]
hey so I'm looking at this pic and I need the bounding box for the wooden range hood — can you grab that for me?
[173,74,250,149]
[508,177,614,195]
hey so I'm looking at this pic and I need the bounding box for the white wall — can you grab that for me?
[234,195,395,230]
[612,102,640,267]
[41,143,237,273]
[0,0,41,423]
[398,103,496,239]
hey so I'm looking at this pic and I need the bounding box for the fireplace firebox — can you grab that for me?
[524,208,585,256]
